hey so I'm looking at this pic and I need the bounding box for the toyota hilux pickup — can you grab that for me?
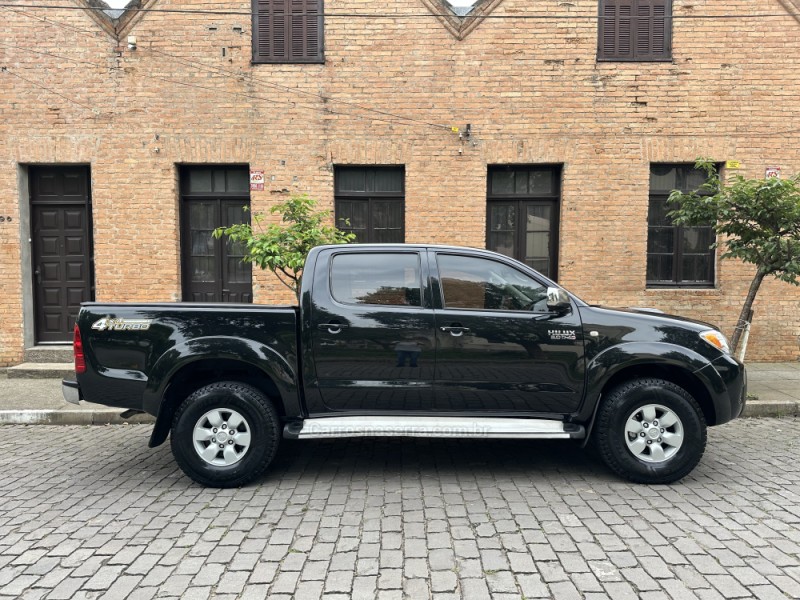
[63,244,746,487]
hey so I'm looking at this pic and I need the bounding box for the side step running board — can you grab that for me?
[284,416,584,440]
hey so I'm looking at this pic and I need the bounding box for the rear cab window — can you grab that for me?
[330,253,422,307]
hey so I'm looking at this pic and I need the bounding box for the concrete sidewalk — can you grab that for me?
[0,363,797,425]
[740,361,800,416]
[0,377,155,425]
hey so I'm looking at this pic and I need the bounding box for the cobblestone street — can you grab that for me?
[1,418,799,599]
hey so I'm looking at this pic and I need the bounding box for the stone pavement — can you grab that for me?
[1,419,800,599]
[0,362,798,425]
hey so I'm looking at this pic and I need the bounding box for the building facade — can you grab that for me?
[1,0,799,365]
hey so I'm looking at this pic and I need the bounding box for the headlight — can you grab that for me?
[699,330,731,354]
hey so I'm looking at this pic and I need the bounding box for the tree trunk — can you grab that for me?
[731,269,767,353]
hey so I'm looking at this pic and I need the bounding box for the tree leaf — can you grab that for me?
[213,194,356,301]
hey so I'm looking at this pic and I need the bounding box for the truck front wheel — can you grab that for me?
[170,381,280,488]
[594,378,707,484]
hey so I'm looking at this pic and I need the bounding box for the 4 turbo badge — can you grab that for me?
[91,317,152,331]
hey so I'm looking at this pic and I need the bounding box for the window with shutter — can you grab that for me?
[253,0,323,63]
[598,0,671,61]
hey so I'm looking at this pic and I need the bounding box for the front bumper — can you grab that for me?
[737,365,748,419]
[708,354,747,424]
[62,380,82,405]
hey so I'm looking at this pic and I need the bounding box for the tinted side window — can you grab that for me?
[437,255,548,312]
[330,253,421,306]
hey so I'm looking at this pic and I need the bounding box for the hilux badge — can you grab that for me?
[548,329,576,341]
[91,317,152,331]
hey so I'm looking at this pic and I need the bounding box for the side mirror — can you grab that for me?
[546,287,571,314]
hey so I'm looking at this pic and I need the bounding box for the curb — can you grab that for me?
[6,364,75,380]
[0,410,155,426]
[741,402,798,418]
[0,403,795,426]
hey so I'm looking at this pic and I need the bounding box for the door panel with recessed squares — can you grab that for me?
[30,167,93,343]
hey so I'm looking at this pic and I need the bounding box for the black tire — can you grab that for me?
[593,378,707,484]
[170,381,280,488]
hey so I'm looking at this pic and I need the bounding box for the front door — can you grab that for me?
[431,251,585,414]
[30,167,94,343]
[180,166,252,302]
[306,249,436,413]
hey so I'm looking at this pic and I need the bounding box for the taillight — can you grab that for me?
[73,323,86,374]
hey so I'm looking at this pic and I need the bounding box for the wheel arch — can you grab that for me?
[148,358,288,448]
[598,363,717,428]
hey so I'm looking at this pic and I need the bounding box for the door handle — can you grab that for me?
[34,268,41,285]
[318,322,348,334]
[440,325,470,337]
[531,312,559,321]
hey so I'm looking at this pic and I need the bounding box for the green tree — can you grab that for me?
[213,195,355,301]
[668,159,800,354]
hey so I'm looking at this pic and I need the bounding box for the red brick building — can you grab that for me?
[1,0,799,365]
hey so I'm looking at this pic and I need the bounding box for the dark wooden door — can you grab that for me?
[30,167,93,343]
[334,166,405,243]
[487,200,559,279]
[182,199,252,303]
[486,166,561,280]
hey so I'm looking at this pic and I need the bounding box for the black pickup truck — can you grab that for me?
[63,244,746,487]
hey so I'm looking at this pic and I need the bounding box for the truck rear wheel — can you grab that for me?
[170,381,280,488]
[594,378,707,484]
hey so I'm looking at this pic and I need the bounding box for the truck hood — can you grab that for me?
[601,306,719,331]
[576,304,727,362]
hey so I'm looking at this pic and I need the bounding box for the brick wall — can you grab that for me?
[0,0,799,364]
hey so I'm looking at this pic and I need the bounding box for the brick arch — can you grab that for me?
[73,0,161,39]
[418,0,507,40]
[778,0,800,24]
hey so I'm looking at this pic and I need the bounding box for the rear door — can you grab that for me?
[431,250,585,414]
[306,248,437,413]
